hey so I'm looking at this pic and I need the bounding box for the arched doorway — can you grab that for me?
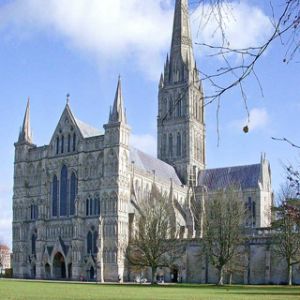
[89,266,95,281]
[45,263,51,279]
[170,267,178,283]
[53,252,66,279]
[31,265,36,279]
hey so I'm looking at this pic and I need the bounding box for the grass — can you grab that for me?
[0,280,300,300]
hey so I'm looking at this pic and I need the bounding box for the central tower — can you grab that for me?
[157,0,205,185]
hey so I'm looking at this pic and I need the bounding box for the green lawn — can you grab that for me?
[0,280,300,300]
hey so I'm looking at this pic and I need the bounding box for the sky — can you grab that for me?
[0,0,299,249]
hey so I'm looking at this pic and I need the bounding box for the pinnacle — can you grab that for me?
[18,98,33,144]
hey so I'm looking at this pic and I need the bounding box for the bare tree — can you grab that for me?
[126,185,184,284]
[272,185,300,285]
[203,185,246,285]
[161,1,299,140]
[193,0,300,108]
[271,137,300,149]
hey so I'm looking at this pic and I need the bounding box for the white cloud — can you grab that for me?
[130,134,157,156]
[191,2,273,55]
[0,1,273,79]
[0,0,173,80]
[248,108,270,131]
[230,108,270,132]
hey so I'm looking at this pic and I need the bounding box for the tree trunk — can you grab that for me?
[288,264,292,286]
[229,272,233,285]
[151,266,157,284]
[218,266,224,285]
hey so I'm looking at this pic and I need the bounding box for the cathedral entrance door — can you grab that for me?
[89,266,95,280]
[170,267,178,283]
[45,263,51,279]
[53,252,66,279]
[31,265,36,279]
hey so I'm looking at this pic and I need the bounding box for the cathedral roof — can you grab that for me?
[74,117,103,138]
[198,164,261,191]
[130,147,182,185]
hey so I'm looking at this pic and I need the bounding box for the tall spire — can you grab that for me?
[171,0,192,50]
[157,0,205,184]
[167,0,195,82]
[109,76,126,123]
[18,98,33,144]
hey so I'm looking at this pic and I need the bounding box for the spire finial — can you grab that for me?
[66,93,70,105]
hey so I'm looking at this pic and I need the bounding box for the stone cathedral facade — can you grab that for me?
[13,0,289,284]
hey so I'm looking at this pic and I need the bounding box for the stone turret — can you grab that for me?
[102,77,131,282]
[15,98,36,163]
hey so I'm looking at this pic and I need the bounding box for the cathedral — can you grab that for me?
[12,0,281,284]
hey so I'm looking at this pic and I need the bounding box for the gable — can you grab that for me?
[48,104,103,156]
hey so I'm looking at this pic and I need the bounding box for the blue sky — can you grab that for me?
[0,0,299,248]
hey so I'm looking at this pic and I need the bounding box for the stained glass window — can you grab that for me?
[70,172,77,216]
[52,175,58,217]
[60,165,68,216]
[177,133,181,157]
[67,134,71,152]
[31,234,36,255]
[87,231,93,254]
[56,137,59,155]
[93,231,98,254]
[73,133,76,152]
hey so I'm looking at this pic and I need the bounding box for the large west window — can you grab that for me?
[52,166,78,218]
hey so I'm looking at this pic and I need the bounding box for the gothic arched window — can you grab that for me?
[31,234,36,255]
[177,133,182,157]
[60,165,68,217]
[168,134,173,157]
[56,137,59,155]
[86,198,90,216]
[67,134,71,152]
[61,135,64,154]
[30,204,38,220]
[73,133,76,152]
[94,196,100,215]
[252,201,256,226]
[52,175,58,217]
[177,98,182,117]
[70,172,77,216]
[93,231,98,254]
[87,231,93,254]
[90,197,93,215]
